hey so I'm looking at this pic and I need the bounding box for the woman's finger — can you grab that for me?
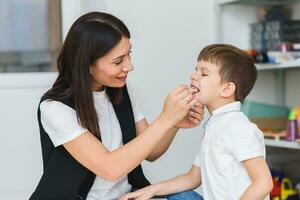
[186,97,198,109]
[183,94,194,104]
[189,110,203,121]
[190,102,204,114]
[175,88,191,101]
[189,116,202,125]
[190,107,204,116]
[171,84,189,96]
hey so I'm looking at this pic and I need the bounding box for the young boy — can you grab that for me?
[120,44,273,200]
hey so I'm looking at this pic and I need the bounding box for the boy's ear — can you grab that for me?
[220,81,236,98]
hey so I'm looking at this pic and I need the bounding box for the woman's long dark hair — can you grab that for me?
[44,12,130,138]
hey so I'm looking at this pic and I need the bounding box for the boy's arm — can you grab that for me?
[240,156,273,200]
[120,165,201,200]
[154,165,201,195]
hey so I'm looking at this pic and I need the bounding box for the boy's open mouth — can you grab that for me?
[191,84,200,95]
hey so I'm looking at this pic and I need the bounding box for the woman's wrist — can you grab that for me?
[157,113,176,130]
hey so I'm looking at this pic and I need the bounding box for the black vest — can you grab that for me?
[30,86,150,200]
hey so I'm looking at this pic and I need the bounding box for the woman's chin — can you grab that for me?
[110,82,126,88]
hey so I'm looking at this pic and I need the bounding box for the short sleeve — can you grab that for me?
[126,83,145,122]
[226,122,265,162]
[40,100,88,147]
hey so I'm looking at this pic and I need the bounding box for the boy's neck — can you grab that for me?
[206,98,237,114]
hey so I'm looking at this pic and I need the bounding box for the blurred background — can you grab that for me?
[1,0,300,199]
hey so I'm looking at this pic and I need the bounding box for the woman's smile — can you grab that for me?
[116,74,127,82]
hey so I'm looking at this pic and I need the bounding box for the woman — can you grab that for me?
[30,12,203,200]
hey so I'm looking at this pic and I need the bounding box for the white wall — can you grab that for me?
[61,0,216,190]
[61,0,107,39]
[0,73,57,199]
[104,0,216,187]
[64,0,217,193]
[218,4,257,49]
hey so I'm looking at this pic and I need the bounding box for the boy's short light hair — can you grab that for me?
[198,44,257,102]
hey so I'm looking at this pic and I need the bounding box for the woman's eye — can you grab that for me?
[202,73,208,76]
[115,60,123,65]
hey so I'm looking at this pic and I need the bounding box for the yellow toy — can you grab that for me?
[271,177,298,200]
[281,178,297,200]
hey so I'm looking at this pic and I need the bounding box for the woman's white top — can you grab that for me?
[40,85,144,200]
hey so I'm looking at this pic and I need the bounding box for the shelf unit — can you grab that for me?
[219,0,300,6]
[260,56,299,150]
[216,0,300,150]
[265,139,300,150]
[256,60,300,107]
[256,60,300,71]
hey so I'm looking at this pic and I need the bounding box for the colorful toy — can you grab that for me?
[271,170,298,200]
[286,107,300,141]
[281,178,298,200]
[271,177,281,199]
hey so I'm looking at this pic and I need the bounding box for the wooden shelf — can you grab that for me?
[256,60,300,71]
[265,138,300,150]
[218,0,300,6]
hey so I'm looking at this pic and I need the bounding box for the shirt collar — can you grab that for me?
[211,101,241,116]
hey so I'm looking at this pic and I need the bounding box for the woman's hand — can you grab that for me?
[160,85,198,128]
[120,185,158,200]
[176,102,204,129]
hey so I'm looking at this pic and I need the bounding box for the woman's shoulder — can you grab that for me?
[40,99,75,115]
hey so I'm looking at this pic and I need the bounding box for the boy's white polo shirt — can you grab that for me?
[194,102,269,200]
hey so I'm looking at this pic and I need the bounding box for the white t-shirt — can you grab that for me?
[193,102,269,200]
[40,84,144,200]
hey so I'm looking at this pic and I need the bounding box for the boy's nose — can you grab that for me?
[190,73,199,81]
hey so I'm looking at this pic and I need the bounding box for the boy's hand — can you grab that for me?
[176,101,204,129]
[119,185,158,200]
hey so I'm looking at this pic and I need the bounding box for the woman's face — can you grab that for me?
[89,37,133,91]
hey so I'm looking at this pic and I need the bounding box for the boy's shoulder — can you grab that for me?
[216,112,265,154]
[219,111,250,126]
[221,111,262,136]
